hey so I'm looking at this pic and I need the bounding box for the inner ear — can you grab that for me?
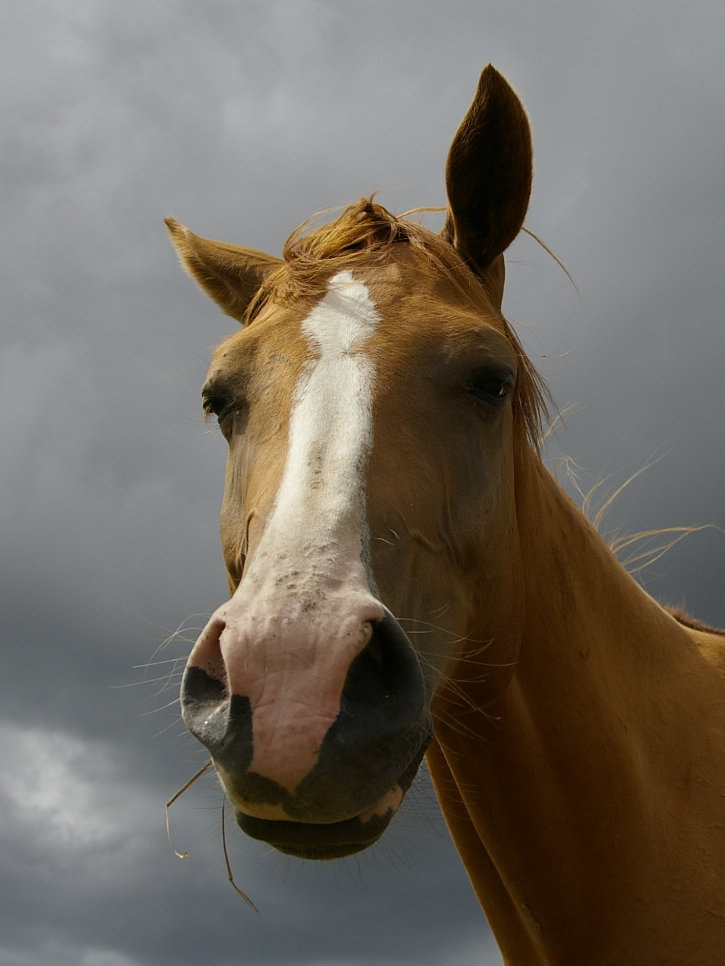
[165,217,283,324]
[444,65,533,285]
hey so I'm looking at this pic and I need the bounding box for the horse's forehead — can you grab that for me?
[209,253,503,375]
[362,250,496,316]
[208,308,308,373]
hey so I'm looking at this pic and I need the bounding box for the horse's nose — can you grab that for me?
[179,608,429,823]
[337,610,427,735]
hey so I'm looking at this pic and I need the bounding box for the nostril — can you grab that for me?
[181,664,226,719]
[180,615,254,771]
[342,611,426,716]
[365,630,384,668]
[180,664,254,777]
[180,617,231,743]
[186,617,228,686]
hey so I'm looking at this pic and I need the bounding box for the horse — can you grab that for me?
[166,65,725,965]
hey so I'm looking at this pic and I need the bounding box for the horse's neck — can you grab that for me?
[429,454,725,965]
[513,458,698,723]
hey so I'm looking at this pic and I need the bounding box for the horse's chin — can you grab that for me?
[235,786,404,860]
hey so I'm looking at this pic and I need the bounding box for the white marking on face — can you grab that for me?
[212,271,386,794]
[244,270,381,585]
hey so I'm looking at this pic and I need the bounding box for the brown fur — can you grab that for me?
[246,197,551,449]
[670,607,725,636]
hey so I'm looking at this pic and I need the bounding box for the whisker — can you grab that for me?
[165,760,215,859]
[143,697,184,716]
[221,798,262,915]
[133,657,190,670]
[149,717,187,740]
[146,613,211,665]
[119,669,184,689]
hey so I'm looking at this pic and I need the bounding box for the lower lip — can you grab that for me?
[235,788,402,860]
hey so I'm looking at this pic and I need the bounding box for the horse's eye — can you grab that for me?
[466,372,514,406]
[202,390,236,426]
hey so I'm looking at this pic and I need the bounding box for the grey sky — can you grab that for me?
[2,1,723,964]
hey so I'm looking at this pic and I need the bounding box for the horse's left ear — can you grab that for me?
[165,217,282,324]
[443,65,533,306]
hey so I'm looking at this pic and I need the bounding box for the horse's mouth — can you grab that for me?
[236,809,393,859]
[235,786,404,860]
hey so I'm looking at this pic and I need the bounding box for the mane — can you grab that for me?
[669,608,725,637]
[245,198,551,449]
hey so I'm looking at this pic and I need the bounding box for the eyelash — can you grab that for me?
[466,374,514,406]
[202,392,235,425]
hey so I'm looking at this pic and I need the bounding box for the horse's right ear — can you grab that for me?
[443,66,533,306]
[165,217,282,324]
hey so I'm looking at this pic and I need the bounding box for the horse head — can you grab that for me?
[166,66,542,859]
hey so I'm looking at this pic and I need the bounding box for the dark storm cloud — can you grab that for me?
[2,1,723,964]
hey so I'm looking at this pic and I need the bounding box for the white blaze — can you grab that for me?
[245,269,381,582]
[193,271,387,798]
[226,270,384,793]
